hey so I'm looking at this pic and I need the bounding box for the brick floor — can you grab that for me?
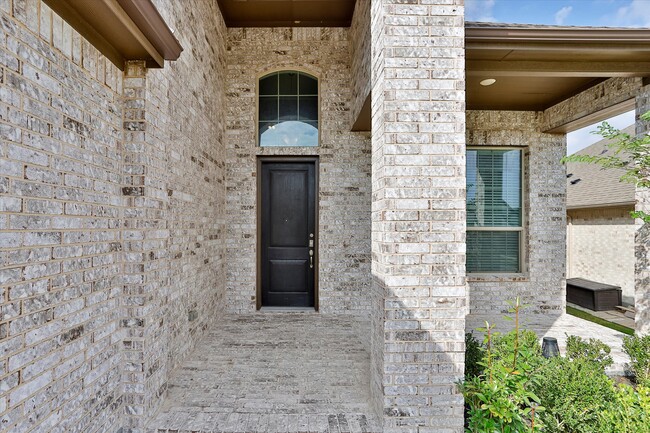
[146,313,381,433]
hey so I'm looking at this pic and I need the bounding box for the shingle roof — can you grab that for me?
[566,125,636,209]
[465,21,646,31]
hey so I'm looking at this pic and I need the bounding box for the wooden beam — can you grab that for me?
[43,0,180,70]
[103,0,164,68]
[43,0,125,68]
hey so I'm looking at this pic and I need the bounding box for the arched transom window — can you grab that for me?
[258,71,318,147]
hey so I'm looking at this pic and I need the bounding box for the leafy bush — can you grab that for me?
[623,333,650,386]
[460,300,544,432]
[565,335,613,369]
[462,299,650,432]
[465,332,485,380]
[491,329,542,366]
[534,355,615,433]
[598,384,650,433]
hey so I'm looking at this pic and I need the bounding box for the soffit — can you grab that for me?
[466,23,650,111]
[43,0,182,70]
[216,0,356,27]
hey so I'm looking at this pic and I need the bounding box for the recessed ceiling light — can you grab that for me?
[480,78,496,86]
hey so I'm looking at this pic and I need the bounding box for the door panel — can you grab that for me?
[261,161,316,307]
[269,170,309,247]
[270,260,308,292]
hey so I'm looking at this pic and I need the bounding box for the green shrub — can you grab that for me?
[465,332,485,380]
[565,335,613,369]
[462,299,650,432]
[598,384,650,433]
[491,329,542,367]
[460,300,544,432]
[623,333,650,386]
[534,355,615,433]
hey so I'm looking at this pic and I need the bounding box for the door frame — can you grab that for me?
[256,156,320,311]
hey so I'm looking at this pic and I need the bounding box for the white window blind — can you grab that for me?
[467,148,523,273]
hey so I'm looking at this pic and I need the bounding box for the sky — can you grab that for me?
[466,0,650,27]
[466,0,646,154]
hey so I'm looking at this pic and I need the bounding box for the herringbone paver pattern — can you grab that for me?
[146,314,380,433]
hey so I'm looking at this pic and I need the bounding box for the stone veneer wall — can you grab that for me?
[370,1,467,431]
[224,27,372,315]
[567,206,635,305]
[0,1,227,432]
[635,83,650,336]
[542,77,643,132]
[466,111,566,331]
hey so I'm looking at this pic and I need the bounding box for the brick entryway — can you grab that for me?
[146,314,380,433]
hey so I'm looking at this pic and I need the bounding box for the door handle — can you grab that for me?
[309,249,314,268]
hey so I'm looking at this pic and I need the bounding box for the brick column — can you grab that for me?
[121,60,149,431]
[121,60,171,431]
[370,1,467,431]
[635,84,650,336]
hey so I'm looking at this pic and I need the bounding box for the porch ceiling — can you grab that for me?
[216,0,356,27]
[466,23,650,111]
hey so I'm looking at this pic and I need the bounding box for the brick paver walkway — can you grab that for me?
[146,313,381,433]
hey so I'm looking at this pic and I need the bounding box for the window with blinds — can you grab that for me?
[466,148,523,273]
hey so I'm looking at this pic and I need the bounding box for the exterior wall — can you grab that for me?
[369,0,386,420]
[0,1,227,432]
[370,1,467,431]
[542,77,643,132]
[0,3,125,432]
[635,83,650,335]
[567,206,636,305]
[466,111,566,331]
[121,1,227,430]
[224,28,372,315]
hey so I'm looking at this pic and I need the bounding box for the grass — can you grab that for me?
[567,306,635,335]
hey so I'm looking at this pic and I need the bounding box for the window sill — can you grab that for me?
[468,273,530,283]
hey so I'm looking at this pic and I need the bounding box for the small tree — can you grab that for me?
[562,111,650,223]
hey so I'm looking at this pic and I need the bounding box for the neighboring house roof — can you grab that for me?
[566,125,636,209]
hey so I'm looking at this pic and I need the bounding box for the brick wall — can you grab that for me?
[567,206,636,305]
[542,77,643,132]
[0,1,227,432]
[369,0,386,420]
[466,111,566,332]
[0,2,125,431]
[121,1,227,429]
[224,27,372,315]
[635,84,650,335]
[370,2,467,431]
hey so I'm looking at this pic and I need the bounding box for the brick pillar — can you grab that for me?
[121,60,149,431]
[370,1,467,431]
[635,83,650,336]
[121,60,171,431]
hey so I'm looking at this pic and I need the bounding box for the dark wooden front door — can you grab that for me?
[260,160,316,307]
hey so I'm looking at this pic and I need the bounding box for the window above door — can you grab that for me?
[258,71,319,147]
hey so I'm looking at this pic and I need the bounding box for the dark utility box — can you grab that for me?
[566,277,622,311]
